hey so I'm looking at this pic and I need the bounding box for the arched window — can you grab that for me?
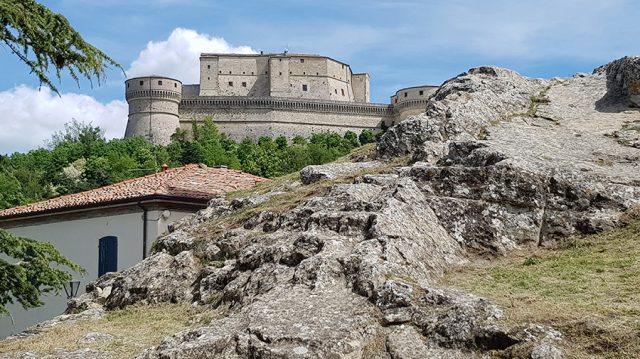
[98,236,118,277]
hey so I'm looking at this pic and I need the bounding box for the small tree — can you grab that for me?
[343,131,360,148]
[0,229,84,315]
[358,129,375,145]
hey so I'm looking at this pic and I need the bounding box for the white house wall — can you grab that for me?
[0,211,144,338]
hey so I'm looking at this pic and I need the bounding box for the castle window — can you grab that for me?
[279,72,282,76]
[404,92,408,97]
[229,81,233,86]
[251,72,254,75]
[207,65,211,69]
[219,71,222,74]
[242,82,247,87]
[265,71,268,74]
[243,72,245,74]
[279,59,282,62]
[158,80,163,85]
[341,89,345,96]
[207,77,210,80]
[334,89,337,94]
[229,71,232,74]
[139,80,144,85]
[419,90,424,96]
[300,59,304,63]
[127,83,130,88]
[302,84,308,91]
[316,72,319,75]
[174,83,177,88]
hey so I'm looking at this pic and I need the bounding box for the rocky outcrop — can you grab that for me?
[600,56,640,107]
[378,66,545,159]
[9,58,640,358]
[299,161,382,184]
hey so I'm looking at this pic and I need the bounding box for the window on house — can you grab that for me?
[158,80,163,85]
[242,82,247,87]
[229,81,233,86]
[419,90,424,96]
[139,80,144,85]
[341,89,345,96]
[302,84,308,91]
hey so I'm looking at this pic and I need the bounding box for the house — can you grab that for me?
[0,164,265,337]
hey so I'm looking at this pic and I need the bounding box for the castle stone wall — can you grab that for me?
[352,74,370,103]
[124,53,439,145]
[179,108,384,140]
[125,76,182,145]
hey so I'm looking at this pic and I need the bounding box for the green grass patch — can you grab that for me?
[442,214,640,358]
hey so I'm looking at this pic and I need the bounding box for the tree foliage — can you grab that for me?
[0,119,383,210]
[0,229,84,314]
[0,0,122,93]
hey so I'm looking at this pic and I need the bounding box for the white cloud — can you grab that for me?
[0,85,127,155]
[126,28,256,84]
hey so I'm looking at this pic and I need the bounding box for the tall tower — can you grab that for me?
[124,76,182,145]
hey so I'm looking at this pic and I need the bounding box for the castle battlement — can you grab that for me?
[124,53,436,144]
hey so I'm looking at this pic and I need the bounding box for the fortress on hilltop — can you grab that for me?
[125,53,436,144]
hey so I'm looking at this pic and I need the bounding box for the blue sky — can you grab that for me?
[0,0,638,154]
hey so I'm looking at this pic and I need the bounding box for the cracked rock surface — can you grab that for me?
[6,58,640,358]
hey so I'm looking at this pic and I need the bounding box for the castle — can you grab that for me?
[124,53,436,144]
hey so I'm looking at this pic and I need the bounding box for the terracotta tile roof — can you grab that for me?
[0,164,266,219]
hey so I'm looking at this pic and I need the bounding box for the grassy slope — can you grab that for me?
[442,212,640,359]
[0,304,220,358]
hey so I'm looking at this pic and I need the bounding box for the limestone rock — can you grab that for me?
[81,251,200,310]
[32,58,640,359]
[600,56,640,107]
[378,66,545,158]
[299,161,381,184]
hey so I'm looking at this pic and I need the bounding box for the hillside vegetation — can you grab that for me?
[0,119,379,210]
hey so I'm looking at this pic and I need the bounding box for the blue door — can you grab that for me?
[98,236,118,277]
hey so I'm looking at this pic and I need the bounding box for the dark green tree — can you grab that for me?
[0,229,84,314]
[359,129,376,145]
[343,131,360,148]
[0,0,122,93]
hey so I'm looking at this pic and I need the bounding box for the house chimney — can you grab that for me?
[161,164,169,172]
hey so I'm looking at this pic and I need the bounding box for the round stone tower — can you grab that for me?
[124,76,182,145]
